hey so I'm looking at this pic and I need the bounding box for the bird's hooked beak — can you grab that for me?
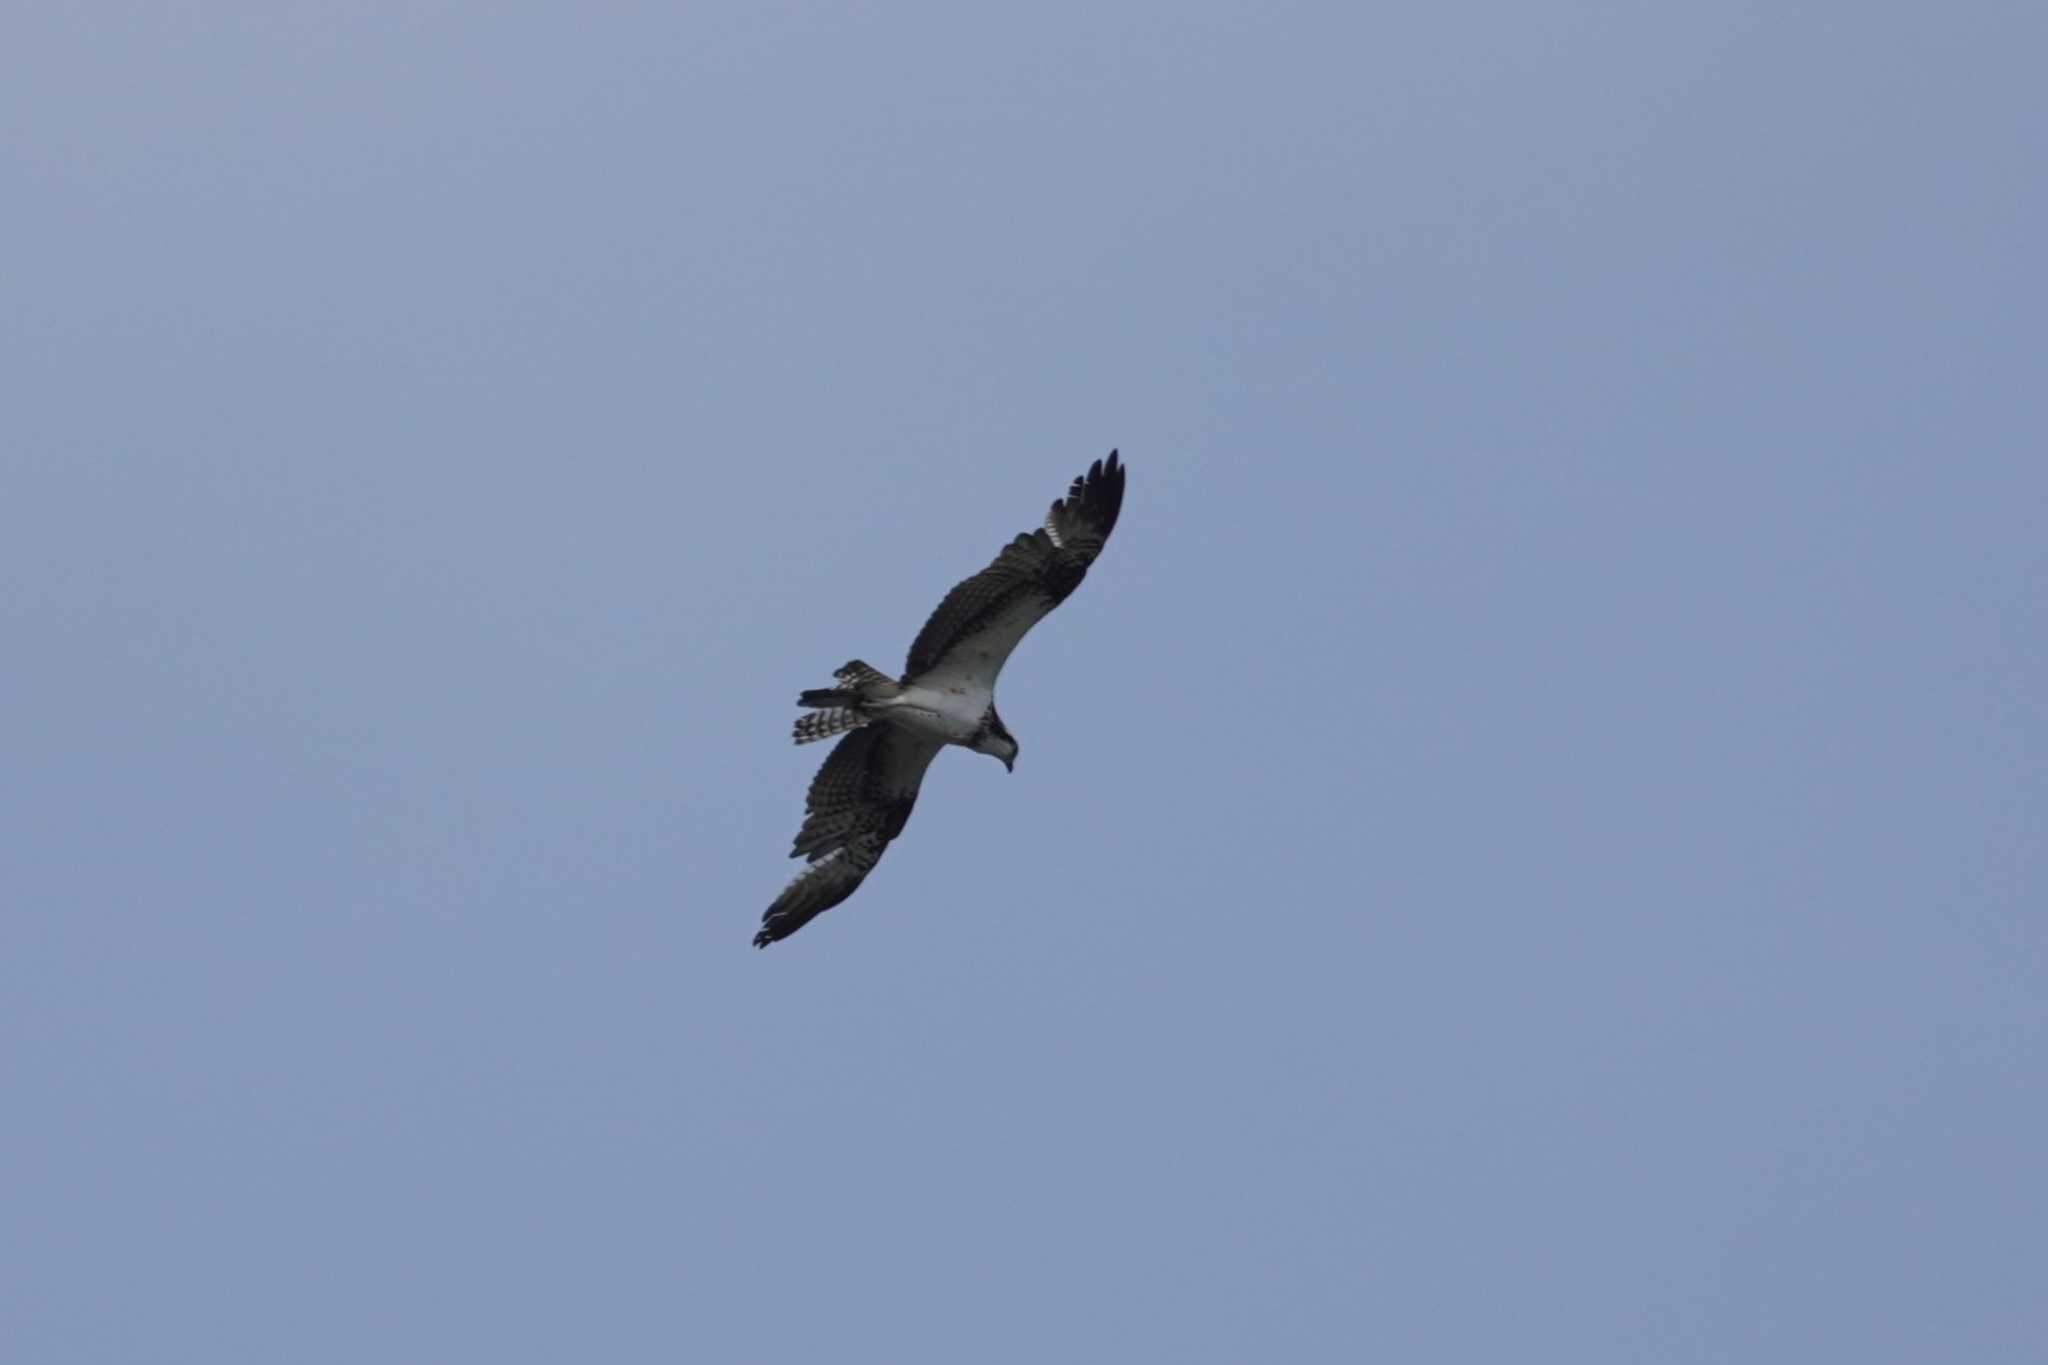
[1002,754,1015,773]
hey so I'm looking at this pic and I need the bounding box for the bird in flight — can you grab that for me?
[753,451,1127,947]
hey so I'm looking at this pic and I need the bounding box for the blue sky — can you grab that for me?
[4,3,2044,1361]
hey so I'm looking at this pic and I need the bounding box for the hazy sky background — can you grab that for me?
[4,3,2043,1361]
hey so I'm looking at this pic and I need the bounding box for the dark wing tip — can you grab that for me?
[1079,447,1125,533]
[753,898,810,946]
[1047,448,1126,547]
[1069,448,1121,493]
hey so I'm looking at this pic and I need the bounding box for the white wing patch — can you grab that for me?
[781,846,847,891]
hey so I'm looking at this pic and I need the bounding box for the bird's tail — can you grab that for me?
[795,660,898,710]
[792,707,866,745]
[792,660,899,744]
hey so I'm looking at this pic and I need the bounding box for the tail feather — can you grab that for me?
[795,660,899,712]
[832,660,898,694]
[793,707,866,745]
[792,659,897,743]
[798,687,856,709]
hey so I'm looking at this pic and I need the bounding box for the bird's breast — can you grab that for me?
[881,683,991,744]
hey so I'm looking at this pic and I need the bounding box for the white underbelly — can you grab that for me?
[879,683,990,743]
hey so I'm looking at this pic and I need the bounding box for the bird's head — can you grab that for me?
[974,710,1018,773]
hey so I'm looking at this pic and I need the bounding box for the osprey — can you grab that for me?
[753,451,1127,947]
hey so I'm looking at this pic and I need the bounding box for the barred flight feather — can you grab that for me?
[792,708,864,745]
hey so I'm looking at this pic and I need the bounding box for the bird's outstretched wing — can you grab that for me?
[754,724,945,947]
[902,451,1125,694]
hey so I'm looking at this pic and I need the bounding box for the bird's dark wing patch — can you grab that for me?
[903,451,1125,691]
[754,725,944,947]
